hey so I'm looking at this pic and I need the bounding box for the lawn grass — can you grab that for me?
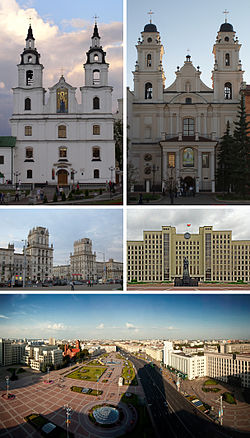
[70,386,103,396]
[66,365,106,382]
[203,379,218,386]
[223,392,237,404]
[202,387,220,393]
[24,413,74,437]
[122,361,137,385]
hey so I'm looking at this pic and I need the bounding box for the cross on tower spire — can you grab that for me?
[223,9,229,23]
[147,10,154,24]
[93,15,99,25]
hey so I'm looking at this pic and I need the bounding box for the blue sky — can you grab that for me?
[127,0,250,89]
[0,294,249,340]
[0,0,122,134]
[0,208,123,264]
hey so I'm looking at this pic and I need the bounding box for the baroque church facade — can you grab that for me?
[128,18,244,193]
[8,22,115,186]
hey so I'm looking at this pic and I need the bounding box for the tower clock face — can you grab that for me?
[184,232,191,240]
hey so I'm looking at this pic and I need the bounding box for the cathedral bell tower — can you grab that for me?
[212,14,243,102]
[133,14,165,101]
[81,20,112,114]
[12,24,45,114]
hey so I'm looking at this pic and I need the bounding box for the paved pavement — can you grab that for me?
[1,186,122,205]
[0,353,144,438]
[0,284,122,292]
[128,192,250,205]
[127,283,250,291]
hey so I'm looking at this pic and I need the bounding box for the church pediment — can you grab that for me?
[49,75,77,92]
[167,92,211,104]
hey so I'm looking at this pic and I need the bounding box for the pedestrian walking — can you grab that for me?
[70,281,74,291]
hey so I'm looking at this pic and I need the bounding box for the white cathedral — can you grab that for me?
[128,16,244,193]
[2,22,116,186]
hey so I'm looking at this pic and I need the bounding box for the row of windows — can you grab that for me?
[24,96,101,111]
[24,124,101,137]
[24,146,102,160]
[144,82,233,100]
[25,169,101,179]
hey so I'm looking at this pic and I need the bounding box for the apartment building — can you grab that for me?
[206,352,250,388]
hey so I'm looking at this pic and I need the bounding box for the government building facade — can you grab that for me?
[127,226,250,283]
[1,21,115,186]
[128,18,244,193]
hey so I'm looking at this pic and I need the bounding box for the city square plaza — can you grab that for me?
[0,353,144,438]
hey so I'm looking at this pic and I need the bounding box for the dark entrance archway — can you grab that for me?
[57,169,68,185]
[183,176,195,189]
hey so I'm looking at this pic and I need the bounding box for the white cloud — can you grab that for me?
[96,323,104,329]
[0,82,5,89]
[47,322,66,331]
[125,322,139,332]
[0,314,9,319]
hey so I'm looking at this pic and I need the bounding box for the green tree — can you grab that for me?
[216,121,235,192]
[114,119,123,169]
[233,95,250,196]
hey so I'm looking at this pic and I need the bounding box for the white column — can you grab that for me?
[163,151,167,181]
[211,150,215,192]
[197,151,202,193]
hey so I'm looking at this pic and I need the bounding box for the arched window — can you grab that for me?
[185,97,192,104]
[183,118,194,136]
[25,147,33,159]
[224,82,232,100]
[25,98,31,110]
[58,125,67,138]
[27,169,33,179]
[94,54,99,62]
[225,53,230,66]
[26,70,33,86]
[93,96,100,109]
[28,56,32,63]
[93,70,100,84]
[145,82,153,99]
[147,54,152,67]
[92,147,100,160]
[94,169,100,178]
[93,125,100,135]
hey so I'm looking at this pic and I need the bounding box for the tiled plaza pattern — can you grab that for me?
[0,355,143,438]
[162,368,250,434]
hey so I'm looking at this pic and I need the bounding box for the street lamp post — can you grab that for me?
[64,404,72,438]
[47,366,50,384]
[152,164,159,195]
[96,251,106,283]
[5,376,9,398]
[14,171,21,189]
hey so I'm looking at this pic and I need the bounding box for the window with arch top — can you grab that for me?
[145,82,153,99]
[94,54,99,62]
[93,69,100,84]
[94,169,100,178]
[147,54,152,67]
[183,118,194,136]
[93,96,100,109]
[224,82,232,100]
[225,53,230,66]
[25,97,31,110]
[92,147,100,160]
[26,70,33,86]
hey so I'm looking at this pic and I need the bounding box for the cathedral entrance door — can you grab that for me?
[57,169,68,185]
[183,176,195,189]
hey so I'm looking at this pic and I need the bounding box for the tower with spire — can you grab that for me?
[9,19,116,186]
[212,12,243,102]
[12,23,45,115]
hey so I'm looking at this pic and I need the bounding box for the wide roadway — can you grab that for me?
[125,353,245,438]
